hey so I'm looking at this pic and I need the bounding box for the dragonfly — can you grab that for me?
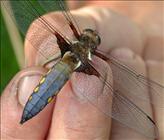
[2,0,164,138]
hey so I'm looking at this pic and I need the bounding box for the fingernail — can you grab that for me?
[110,48,135,60]
[18,75,41,106]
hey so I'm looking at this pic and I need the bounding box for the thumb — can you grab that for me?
[1,67,53,140]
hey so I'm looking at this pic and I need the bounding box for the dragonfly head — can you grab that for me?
[80,29,101,52]
[71,29,101,66]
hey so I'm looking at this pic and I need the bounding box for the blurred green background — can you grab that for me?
[0,1,64,93]
[0,10,20,93]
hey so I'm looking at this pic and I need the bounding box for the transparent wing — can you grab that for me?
[111,90,158,138]
[2,0,72,64]
[38,0,81,39]
[72,59,158,138]
[95,50,164,108]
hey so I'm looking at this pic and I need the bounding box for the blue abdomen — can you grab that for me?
[20,61,71,124]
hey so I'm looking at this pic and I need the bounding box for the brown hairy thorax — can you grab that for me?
[61,28,101,76]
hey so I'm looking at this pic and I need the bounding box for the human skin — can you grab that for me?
[1,1,164,140]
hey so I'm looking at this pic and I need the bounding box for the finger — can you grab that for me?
[109,48,153,140]
[25,7,144,66]
[47,57,112,140]
[1,67,54,140]
[146,60,164,139]
[144,36,164,61]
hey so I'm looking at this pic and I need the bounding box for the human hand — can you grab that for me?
[1,2,163,140]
